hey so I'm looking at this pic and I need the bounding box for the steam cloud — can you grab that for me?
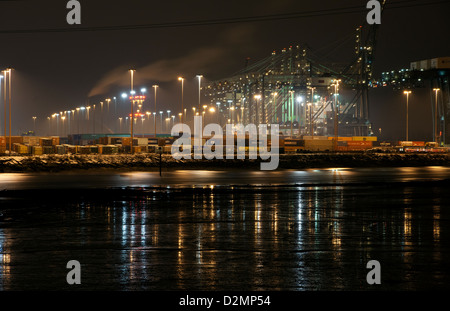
[88,25,256,98]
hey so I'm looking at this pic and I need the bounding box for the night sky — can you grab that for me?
[0,0,449,141]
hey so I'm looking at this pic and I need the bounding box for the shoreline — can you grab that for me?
[0,152,449,172]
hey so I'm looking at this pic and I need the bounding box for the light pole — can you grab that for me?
[146,111,151,134]
[0,73,3,150]
[61,116,66,137]
[254,95,261,126]
[159,111,163,133]
[152,85,159,137]
[332,80,341,150]
[433,88,441,145]
[197,74,203,116]
[6,69,12,154]
[178,77,185,130]
[153,112,156,136]
[309,87,316,139]
[119,117,123,133]
[404,90,412,141]
[1,70,7,152]
[129,69,136,153]
[32,116,37,135]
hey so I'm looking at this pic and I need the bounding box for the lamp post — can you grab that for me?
[159,111,163,133]
[32,116,37,135]
[433,88,440,145]
[254,95,261,126]
[332,80,341,151]
[129,69,136,153]
[6,69,12,154]
[152,85,159,137]
[119,117,123,133]
[1,70,7,152]
[178,77,185,130]
[309,87,316,139]
[146,111,151,134]
[0,74,3,150]
[196,74,203,117]
[404,90,412,141]
[61,116,66,137]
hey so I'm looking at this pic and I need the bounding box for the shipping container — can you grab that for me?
[352,136,377,142]
[51,137,60,146]
[132,146,142,153]
[40,138,53,146]
[136,138,148,146]
[43,146,54,154]
[303,136,328,140]
[32,146,43,155]
[431,57,450,69]
[64,145,77,154]
[23,136,40,146]
[398,141,413,147]
[412,141,425,147]
[80,146,91,154]
[304,140,334,151]
[122,137,132,146]
[101,145,119,154]
[89,146,99,154]
[284,139,304,153]
[148,138,159,145]
[14,143,29,154]
[147,145,157,153]
[56,145,65,155]
[347,141,373,147]
[327,136,353,141]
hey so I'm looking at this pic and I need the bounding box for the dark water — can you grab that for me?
[0,167,449,291]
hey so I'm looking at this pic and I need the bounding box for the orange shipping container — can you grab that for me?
[347,141,373,147]
[412,141,425,146]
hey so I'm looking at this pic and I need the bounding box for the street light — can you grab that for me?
[152,85,159,137]
[433,88,441,144]
[178,77,185,130]
[32,116,37,135]
[404,90,412,141]
[129,69,136,153]
[153,112,156,136]
[0,74,3,151]
[332,79,341,150]
[61,116,66,137]
[1,70,7,151]
[254,95,261,126]
[309,87,316,139]
[196,74,203,114]
[4,68,12,154]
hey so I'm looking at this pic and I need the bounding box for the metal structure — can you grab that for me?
[204,1,387,139]
[379,59,450,145]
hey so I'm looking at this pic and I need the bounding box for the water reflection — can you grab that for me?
[0,180,449,290]
[1,166,450,190]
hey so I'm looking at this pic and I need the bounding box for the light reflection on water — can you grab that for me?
[0,166,450,190]
[0,167,449,290]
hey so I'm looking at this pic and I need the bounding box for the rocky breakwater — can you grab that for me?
[0,152,449,172]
